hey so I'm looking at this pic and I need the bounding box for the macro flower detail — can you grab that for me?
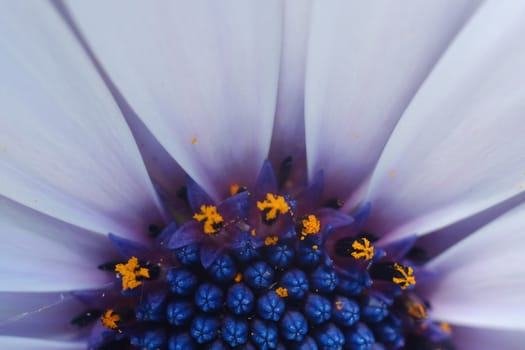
[1,1,525,350]
[60,161,449,349]
[193,205,225,235]
[114,257,151,291]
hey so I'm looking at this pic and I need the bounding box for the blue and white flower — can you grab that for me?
[1,1,524,349]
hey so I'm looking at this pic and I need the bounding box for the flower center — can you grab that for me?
[71,160,454,350]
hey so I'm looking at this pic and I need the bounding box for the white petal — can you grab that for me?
[0,2,165,240]
[0,292,84,339]
[452,325,525,350]
[0,337,84,350]
[367,1,525,240]
[422,201,525,330]
[305,0,481,200]
[56,3,187,201]
[65,0,283,200]
[0,196,115,292]
[269,0,311,164]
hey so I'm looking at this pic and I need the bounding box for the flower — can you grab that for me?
[1,1,525,349]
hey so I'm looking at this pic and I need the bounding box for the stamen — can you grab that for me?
[230,184,240,196]
[264,236,279,246]
[301,215,321,238]
[256,193,290,223]
[100,309,120,330]
[275,287,288,298]
[392,263,416,290]
[229,184,247,196]
[440,322,452,333]
[234,273,243,283]
[193,205,224,234]
[114,256,150,291]
[350,237,375,261]
[405,299,428,320]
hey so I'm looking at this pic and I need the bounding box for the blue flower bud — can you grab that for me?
[195,283,224,313]
[244,261,274,289]
[280,310,308,342]
[226,283,255,315]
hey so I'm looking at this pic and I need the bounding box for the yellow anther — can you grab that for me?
[193,205,224,234]
[264,236,279,246]
[100,309,120,330]
[114,256,150,291]
[251,229,257,236]
[230,184,240,196]
[275,287,288,298]
[350,237,374,261]
[312,245,319,250]
[392,263,416,290]
[301,215,321,237]
[191,137,198,144]
[440,322,452,334]
[234,273,243,283]
[335,300,343,311]
[405,300,428,320]
[257,193,290,221]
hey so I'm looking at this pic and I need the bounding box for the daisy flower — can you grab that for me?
[1,1,525,349]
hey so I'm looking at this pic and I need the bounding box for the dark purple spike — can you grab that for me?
[200,243,222,269]
[295,170,324,214]
[108,233,150,259]
[376,235,417,262]
[352,202,372,230]
[254,160,278,198]
[218,190,249,222]
[186,175,215,212]
[167,221,203,249]
[156,221,177,246]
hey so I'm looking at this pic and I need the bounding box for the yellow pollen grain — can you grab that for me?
[230,184,240,196]
[234,273,243,283]
[264,236,279,246]
[301,215,321,236]
[193,205,224,234]
[275,287,288,298]
[406,300,428,320]
[256,193,290,221]
[389,170,396,177]
[251,229,257,237]
[392,263,416,290]
[191,137,197,144]
[114,256,150,291]
[312,245,319,250]
[100,309,120,330]
[335,300,343,311]
[350,238,374,261]
[440,322,452,334]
